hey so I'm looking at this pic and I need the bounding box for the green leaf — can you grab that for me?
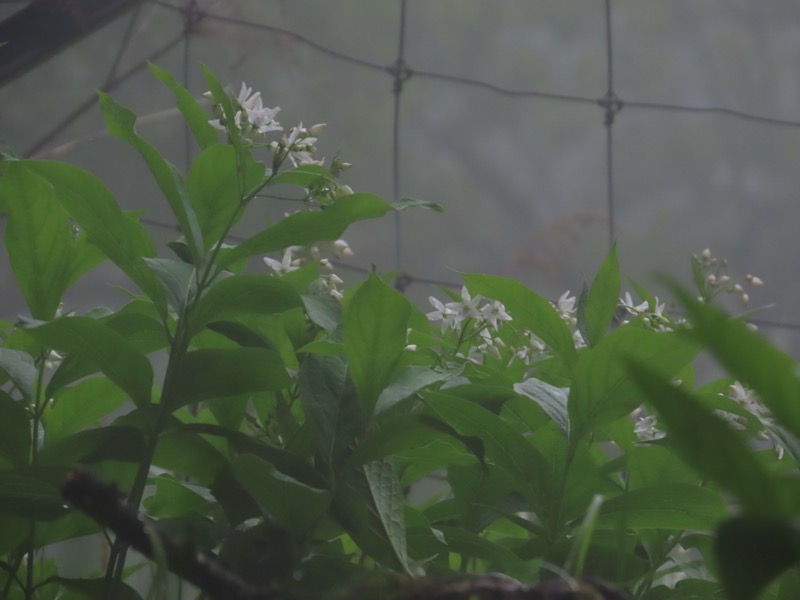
[0,165,73,319]
[297,354,361,469]
[628,361,783,514]
[716,516,800,600]
[47,577,142,600]
[463,273,576,368]
[144,474,213,518]
[675,287,800,441]
[0,466,70,520]
[344,271,412,413]
[266,164,336,188]
[0,347,37,400]
[38,426,147,465]
[364,457,411,575]
[231,454,331,536]
[99,91,204,264]
[392,197,444,212]
[187,144,262,248]
[582,246,621,346]
[0,391,30,467]
[569,327,698,444]
[150,63,217,150]
[15,161,167,316]
[513,377,570,435]
[374,366,459,415]
[169,347,289,410]
[219,194,393,268]
[435,526,527,572]
[190,274,302,336]
[44,378,129,442]
[144,257,197,315]
[154,429,228,486]
[595,484,727,530]
[301,292,342,334]
[424,391,552,516]
[25,317,153,411]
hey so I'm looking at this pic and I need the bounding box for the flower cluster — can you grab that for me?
[205,82,325,168]
[631,407,666,442]
[715,381,784,459]
[692,248,763,306]
[618,292,671,332]
[263,239,352,300]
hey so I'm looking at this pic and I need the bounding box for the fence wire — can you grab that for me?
[6,0,800,336]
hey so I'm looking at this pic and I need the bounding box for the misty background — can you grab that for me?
[1,0,799,355]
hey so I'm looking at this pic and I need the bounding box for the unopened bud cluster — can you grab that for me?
[693,248,763,306]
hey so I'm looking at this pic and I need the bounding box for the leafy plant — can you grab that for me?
[0,65,794,600]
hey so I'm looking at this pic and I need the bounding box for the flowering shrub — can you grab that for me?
[0,66,797,600]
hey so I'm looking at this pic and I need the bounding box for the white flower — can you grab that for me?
[209,82,282,139]
[556,291,576,315]
[427,297,457,333]
[263,248,300,275]
[332,239,353,258]
[620,292,648,315]
[728,381,770,418]
[280,122,324,167]
[480,300,512,330]
[634,414,665,441]
[445,287,484,325]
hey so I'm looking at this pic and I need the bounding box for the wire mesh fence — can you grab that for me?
[1,0,799,351]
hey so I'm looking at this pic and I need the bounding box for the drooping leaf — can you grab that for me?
[569,327,698,444]
[0,347,37,400]
[0,165,73,319]
[24,317,153,411]
[716,516,800,600]
[344,271,412,413]
[581,246,621,346]
[44,378,129,443]
[144,257,197,315]
[463,273,576,368]
[301,291,342,335]
[15,161,167,315]
[628,361,782,514]
[297,354,362,469]
[38,426,147,466]
[99,91,204,264]
[144,474,214,519]
[190,274,302,336]
[168,347,289,410]
[150,63,217,150]
[374,365,460,415]
[595,484,727,530]
[364,457,411,574]
[513,377,570,435]
[219,194,393,268]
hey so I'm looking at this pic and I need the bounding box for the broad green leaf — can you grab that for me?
[208,315,299,371]
[187,144,262,248]
[0,347,36,400]
[301,291,342,334]
[231,454,331,535]
[463,273,576,368]
[144,257,197,315]
[1,165,73,319]
[716,516,800,600]
[266,164,336,188]
[569,327,698,444]
[424,391,552,516]
[99,91,204,263]
[628,361,782,514]
[626,444,700,489]
[38,426,146,466]
[190,274,302,336]
[64,231,106,290]
[168,347,289,410]
[15,161,166,315]
[44,378,129,442]
[595,484,727,530]
[582,246,621,346]
[675,288,800,441]
[0,391,30,467]
[24,317,153,411]
[374,365,459,415]
[297,354,361,469]
[0,466,70,520]
[219,194,393,268]
[513,377,570,435]
[150,63,217,150]
[344,271,412,413]
[364,457,411,574]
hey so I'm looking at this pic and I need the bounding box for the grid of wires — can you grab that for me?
[6,0,800,336]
